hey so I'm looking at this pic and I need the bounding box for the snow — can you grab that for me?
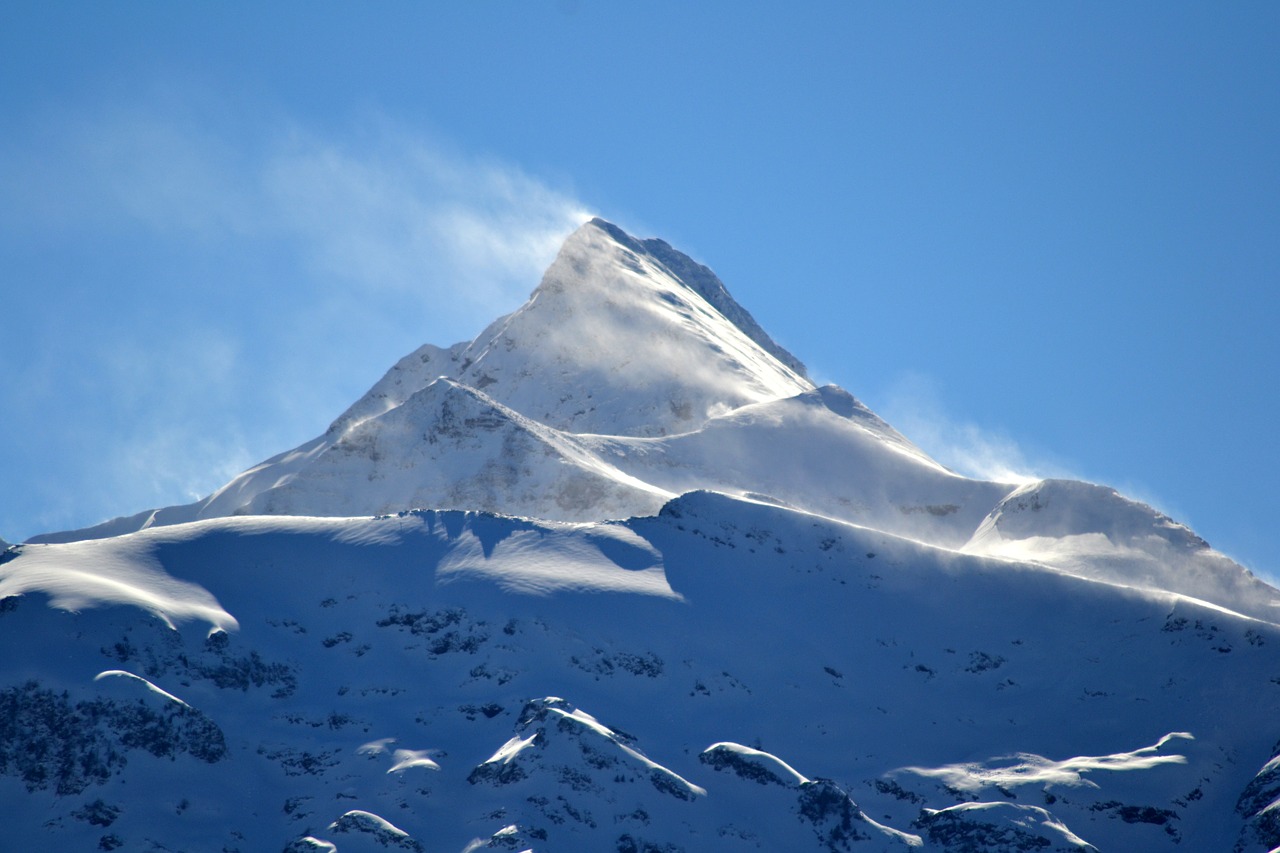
[94,669,192,708]
[3,486,1279,850]
[287,838,337,853]
[919,801,1098,850]
[31,218,810,539]
[328,809,413,838]
[543,704,708,797]
[892,732,1193,793]
[387,748,441,773]
[445,218,812,437]
[964,479,1280,620]
[583,385,1013,549]
[356,738,396,756]
[355,739,441,772]
[435,522,680,598]
[481,734,541,768]
[230,378,672,523]
[701,741,811,785]
[26,219,1274,629]
[0,535,238,632]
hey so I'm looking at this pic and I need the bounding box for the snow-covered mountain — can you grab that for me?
[4,219,1280,852]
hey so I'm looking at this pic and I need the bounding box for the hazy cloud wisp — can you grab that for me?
[876,372,1064,486]
[4,106,594,321]
[0,102,593,539]
[261,127,593,316]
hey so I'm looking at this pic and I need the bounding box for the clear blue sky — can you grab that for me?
[2,3,1277,579]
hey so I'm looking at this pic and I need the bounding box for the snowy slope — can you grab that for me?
[311,218,808,443]
[303,215,813,443]
[963,479,1280,621]
[4,494,1280,851]
[218,379,670,523]
[581,384,1013,549]
[30,219,1276,620]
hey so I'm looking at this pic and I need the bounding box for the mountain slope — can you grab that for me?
[315,215,812,443]
[441,217,812,436]
[3,493,1279,851]
[214,378,670,522]
[963,479,1280,620]
[582,384,1013,549]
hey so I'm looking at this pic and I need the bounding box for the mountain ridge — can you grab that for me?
[27,220,1277,619]
[584,217,810,380]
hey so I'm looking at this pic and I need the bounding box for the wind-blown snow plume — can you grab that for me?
[878,372,1063,484]
[260,121,593,315]
[893,732,1193,793]
[1,101,592,330]
[0,97,591,542]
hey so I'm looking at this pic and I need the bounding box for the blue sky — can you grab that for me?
[2,3,1278,578]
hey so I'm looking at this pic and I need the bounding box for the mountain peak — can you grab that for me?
[580,218,809,379]
[316,219,810,444]
[442,218,813,437]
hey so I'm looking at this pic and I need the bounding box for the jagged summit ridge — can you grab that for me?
[585,218,809,379]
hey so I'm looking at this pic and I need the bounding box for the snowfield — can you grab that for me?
[4,219,1280,851]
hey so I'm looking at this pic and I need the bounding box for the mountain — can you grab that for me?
[33,218,809,538]
[3,219,1280,852]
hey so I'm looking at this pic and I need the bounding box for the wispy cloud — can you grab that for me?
[100,328,255,505]
[0,97,594,538]
[869,372,1212,555]
[1,103,251,237]
[876,372,1070,485]
[3,104,593,322]
[261,123,593,317]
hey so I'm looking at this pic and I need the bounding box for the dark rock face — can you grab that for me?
[914,804,1094,853]
[104,626,297,697]
[699,743,796,788]
[797,779,876,851]
[1237,749,1280,851]
[0,680,226,795]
